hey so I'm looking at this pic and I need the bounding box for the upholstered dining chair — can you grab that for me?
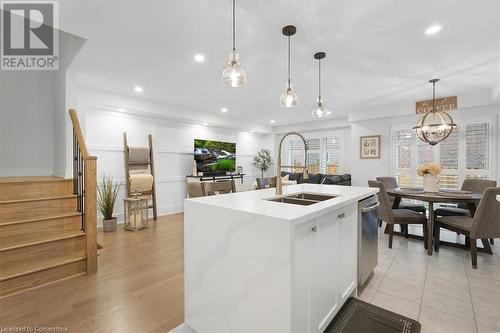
[435,179,497,245]
[203,180,236,196]
[256,177,277,189]
[435,179,497,217]
[435,187,500,269]
[368,180,428,249]
[376,177,427,214]
[187,182,205,198]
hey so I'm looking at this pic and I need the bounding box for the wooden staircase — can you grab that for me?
[0,110,97,298]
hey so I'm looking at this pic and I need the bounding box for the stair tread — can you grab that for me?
[0,212,82,226]
[0,194,77,205]
[0,253,86,281]
[0,229,85,252]
[0,177,71,184]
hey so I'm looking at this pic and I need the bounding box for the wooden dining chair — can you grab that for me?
[203,180,236,196]
[256,177,277,189]
[435,187,500,269]
[187,182,206,198]
[368,181,428,249]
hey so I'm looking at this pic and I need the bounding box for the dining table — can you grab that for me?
[386,187,482,255]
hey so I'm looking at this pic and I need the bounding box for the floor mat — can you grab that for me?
[325,297,421,333]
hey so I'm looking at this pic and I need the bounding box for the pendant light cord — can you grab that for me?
[232,0,236,51]
[318,59,322,99]
[432,80,436,113]
[287,35,291,86]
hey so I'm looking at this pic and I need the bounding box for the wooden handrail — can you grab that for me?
[69,109,96,160]
[68,109,97,274]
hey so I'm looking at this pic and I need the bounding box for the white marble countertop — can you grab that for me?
[185,184,378,224]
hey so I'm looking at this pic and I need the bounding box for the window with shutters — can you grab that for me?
[392,119,493,189]
[284,135,344,175]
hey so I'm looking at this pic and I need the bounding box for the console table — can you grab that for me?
[186,174,245,184]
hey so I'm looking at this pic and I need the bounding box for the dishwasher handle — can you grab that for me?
[361,201,379,213]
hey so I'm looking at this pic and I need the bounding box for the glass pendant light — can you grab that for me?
[413,79,457,146]
[279,25,298,107]
[312,52,329,118]
[221,0,247,88]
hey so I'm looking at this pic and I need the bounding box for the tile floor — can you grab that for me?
[358,226,500,333]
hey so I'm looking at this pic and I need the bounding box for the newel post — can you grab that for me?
[85,157,98,274]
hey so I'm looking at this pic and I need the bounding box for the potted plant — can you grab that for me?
[253,149,273,178]
[97,175,121,232]
[417,163,442,192]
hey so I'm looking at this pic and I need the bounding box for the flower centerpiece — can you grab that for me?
[417,163,442,192]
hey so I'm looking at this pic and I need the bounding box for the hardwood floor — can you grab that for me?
[0,214,184,333]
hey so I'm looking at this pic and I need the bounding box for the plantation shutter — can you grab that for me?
[392,129,413,187]
[323,136,342,174]
[392,121,492,189]
[466,123,489,170]
[289,140,305,172]
[306,139,321,174]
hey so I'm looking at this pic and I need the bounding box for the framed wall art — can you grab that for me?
[360,135,381,159]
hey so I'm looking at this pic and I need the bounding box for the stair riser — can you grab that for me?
[0,197,78,223]
[0,215,82,238]
[0,180,73,201]
[0,236,86,271]
[0,259,86,298]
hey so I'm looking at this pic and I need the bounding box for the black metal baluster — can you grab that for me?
[82,158,85,232]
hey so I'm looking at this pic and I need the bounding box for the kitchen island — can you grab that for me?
[184,184,378,333]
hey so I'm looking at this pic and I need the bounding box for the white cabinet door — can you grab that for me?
[336,204,358,304]
[312,212,339,333]
[292,219,315,333]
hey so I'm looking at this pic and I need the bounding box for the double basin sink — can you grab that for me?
[266,192,338,206]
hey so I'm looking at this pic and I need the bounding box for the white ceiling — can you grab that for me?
[60,0,499,127]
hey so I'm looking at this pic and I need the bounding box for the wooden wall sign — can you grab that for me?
[416,96,457,114]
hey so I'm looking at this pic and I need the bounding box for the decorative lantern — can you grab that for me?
[123,193,148,231]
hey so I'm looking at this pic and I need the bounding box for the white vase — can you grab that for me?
[423,174,440,192]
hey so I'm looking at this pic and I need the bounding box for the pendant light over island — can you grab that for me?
[279,25,298,108]
[221,0,247,88]
[312,52,330,118]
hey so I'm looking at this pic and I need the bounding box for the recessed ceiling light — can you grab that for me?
[425,25,442,35]
[270,120,276,124]
[203,122,209,126]
[118,108,125,112]
[250,130,255,133]
[134,85,143,93]
[194,54,205,63]
[221,107,228,113]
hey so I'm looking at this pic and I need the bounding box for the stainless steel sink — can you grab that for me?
[265,192,338,206]
[285,192,337,202]
[267,197,318,206]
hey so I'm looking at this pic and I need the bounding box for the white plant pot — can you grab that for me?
[423,174,440,192]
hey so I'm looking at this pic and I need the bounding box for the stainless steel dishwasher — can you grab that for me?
[358,195,380,287]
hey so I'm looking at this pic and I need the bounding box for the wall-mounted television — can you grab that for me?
[194,139,236,173]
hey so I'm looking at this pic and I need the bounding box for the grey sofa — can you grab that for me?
[280,172,351,186]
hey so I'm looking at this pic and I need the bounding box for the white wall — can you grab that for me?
[0,71,55,176]
[77,88,274,221]
[350,118,393,187]
[0,30,85,177]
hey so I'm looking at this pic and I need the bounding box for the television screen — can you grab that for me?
[194,139,236,173]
